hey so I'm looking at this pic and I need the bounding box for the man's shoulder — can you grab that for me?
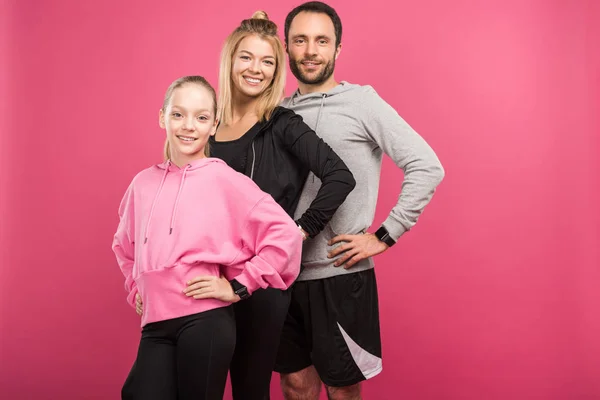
[354,83,385,102]
[280,96,294,108]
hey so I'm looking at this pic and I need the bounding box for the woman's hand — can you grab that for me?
[183,276,241,303]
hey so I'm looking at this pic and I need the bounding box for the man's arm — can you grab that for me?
[363,86,445,240]
[329,86,444,267]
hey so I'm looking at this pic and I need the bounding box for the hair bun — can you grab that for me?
[251,10,269,20]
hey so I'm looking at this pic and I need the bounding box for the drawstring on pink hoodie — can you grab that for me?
[143,161,191,243]
[170,166,189,235]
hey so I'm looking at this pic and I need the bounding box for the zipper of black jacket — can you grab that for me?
[248,108,279,182]
[250,140,256,180]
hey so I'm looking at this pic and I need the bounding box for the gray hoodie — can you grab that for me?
[282,82,445,281]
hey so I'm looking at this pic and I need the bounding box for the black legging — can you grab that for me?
[122,290,289,400]
[229,287,291,400]
[124,306,235,400]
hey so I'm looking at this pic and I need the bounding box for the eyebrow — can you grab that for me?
[238,49,275,60]
[170,106,212,113]
[292,34,332,41]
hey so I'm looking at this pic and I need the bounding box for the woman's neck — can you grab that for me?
[230,91,259,125]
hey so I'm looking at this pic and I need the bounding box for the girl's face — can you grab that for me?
[231,34,276,99]
[159,84,217,165]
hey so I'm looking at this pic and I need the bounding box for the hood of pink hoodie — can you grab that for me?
[144,158,223,244]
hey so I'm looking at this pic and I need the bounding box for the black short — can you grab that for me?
[274,268,382,387]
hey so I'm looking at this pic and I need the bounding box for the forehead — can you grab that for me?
[237,34,275,57]
[289,11,335,37]
[169,84,214,110]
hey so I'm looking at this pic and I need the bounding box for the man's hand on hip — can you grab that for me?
[327,233,388,269]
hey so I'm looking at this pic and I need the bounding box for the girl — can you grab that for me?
[195,11,355,400]
[113,75,301,400]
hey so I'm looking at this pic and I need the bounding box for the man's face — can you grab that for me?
[287,11,340,85]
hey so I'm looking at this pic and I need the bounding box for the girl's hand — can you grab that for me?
[183,276,241,303]
[135,293,143,316]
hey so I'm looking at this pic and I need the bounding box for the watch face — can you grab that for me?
[375,227,395,246]
[237,287,250,299]
[230,279,244,292]
[375,227,388,241]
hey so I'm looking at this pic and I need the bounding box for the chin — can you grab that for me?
[241,88,265,98]
[187,148,205,156]
[175,146,202,157]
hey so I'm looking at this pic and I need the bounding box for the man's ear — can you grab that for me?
[334,43,342,60]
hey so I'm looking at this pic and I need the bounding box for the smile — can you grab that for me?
[177,136,197,142]
[244,76,262,85]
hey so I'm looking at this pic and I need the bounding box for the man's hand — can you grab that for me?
[183,276,241,303]
[135,293,143,316]
[327,233,389,269]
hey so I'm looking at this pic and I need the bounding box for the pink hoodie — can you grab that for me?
[112,158,302,327]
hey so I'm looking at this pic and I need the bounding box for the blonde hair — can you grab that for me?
[162,76,217,160]
[218,11,286,125]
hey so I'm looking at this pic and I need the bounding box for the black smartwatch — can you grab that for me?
[229,279,250,300]
[374,226,396,247]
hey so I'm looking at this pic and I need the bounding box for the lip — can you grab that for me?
[301,60,321,66]
[243,76,263,86]
[177,135,197,142]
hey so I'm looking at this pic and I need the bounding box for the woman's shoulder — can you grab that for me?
[267,106,308,141]
[270,105,298,122]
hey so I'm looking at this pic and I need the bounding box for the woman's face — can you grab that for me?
[159,84,217,163]
[231,34,276,99]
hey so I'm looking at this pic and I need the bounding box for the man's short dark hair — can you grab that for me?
[284,1,343,47]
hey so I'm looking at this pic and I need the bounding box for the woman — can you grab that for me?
[199,11,355,400]
[113,75,301,400]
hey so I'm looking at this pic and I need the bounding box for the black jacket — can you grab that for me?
[211,106,355,238]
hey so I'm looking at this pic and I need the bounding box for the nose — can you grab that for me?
[184,116,195,131]
[305,40,317,56]
[248,58,261,74]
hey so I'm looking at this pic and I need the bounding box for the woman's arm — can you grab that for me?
[281,111,356,237]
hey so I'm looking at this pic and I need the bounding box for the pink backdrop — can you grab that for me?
[1,0,599,399]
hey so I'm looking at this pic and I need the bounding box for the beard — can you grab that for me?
[289,56,336,85]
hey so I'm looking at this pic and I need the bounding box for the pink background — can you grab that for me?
[1,0,599,399]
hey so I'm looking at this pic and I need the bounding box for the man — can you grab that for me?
[274,2,445,399]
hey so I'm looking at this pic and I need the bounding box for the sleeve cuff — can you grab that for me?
[296,218,317,238]
[126,286,139,309]
[381,217,408,242]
